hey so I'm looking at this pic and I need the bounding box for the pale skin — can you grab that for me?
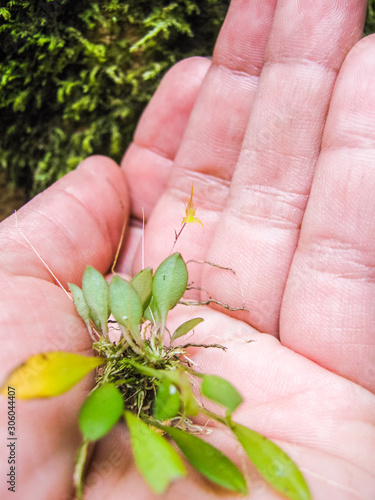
[0,0,374,498]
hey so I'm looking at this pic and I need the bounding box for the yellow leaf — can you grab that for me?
[0,352,105,399]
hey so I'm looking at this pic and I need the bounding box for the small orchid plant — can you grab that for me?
[1,187,311,500]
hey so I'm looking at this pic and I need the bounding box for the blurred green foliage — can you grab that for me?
[0,0,228,195]
[1,1,374,196]
[365,0,375,35]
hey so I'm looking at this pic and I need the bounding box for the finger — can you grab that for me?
[121,56,211,220]
[0,156,129,287]
[135,0,278,271]
[203,0,367,335]
[280,35,375,393]
[0,157,128,499]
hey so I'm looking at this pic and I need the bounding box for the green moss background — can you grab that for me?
[0,0,228,199]
[0,0,375,218]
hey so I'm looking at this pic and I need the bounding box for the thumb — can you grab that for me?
[0,156,129,287]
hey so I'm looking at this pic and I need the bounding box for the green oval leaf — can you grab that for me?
[153,378,181,421]
[201,375,242,414]
[79,383,124,441]
[232,424,311,500]
[131,267,153,312]
[152,253,188,327]
[109,275,143,343]
[82,266,110,333]
[69,283,90,328]
[171,317,204,344]
[0,352,105,398]
[164,426,247,494]
[125,411,186,494]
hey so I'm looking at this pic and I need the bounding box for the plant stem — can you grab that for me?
[200,407,228,427]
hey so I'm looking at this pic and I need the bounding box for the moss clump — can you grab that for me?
[0,0,228,196]
[93,335,188,416]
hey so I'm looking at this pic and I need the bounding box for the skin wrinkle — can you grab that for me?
[328,132,375,148]
[242,74,334,150]
[303,470,365,500]
[238,181,310,201]
[322,144,375,154]
[212,0,277,73]
[170,170,231,214]
[213,61,262,84]
[176,138,241,174]
[226,204,302,229]
[264,56,341,76]
[131,140,175,162]
[300,239,375,282]
[182,136,243,161]
[270,437,367,481]
[266,1,366,71]
[172,63,259,175]
[237,148,315,192]
[300,456,373,498]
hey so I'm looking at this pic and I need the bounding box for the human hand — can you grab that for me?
[1,1,374,499]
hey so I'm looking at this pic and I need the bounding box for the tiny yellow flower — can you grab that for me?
[182,185,203,226]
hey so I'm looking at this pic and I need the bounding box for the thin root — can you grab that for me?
[179,298,249,313]
[15,211,72,301]
[186,259,236,274]
[182,342,227,351]
[111,218,127,274]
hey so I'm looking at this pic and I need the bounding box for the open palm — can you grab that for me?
[0,1,374,499]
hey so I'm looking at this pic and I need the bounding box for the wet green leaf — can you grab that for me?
[154,378,181,421]
[125,411,186,494]
[164,426,247,494]
[171,317,204,344]
[232,424,311,500]
[69,283,91,329]
[152,253,188,328]
[79,383,124,441]
[131,267,153,312]
[0,352,105,398]
[201,375,242,414]
[109,275,143,344]
[82,266,110,332]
